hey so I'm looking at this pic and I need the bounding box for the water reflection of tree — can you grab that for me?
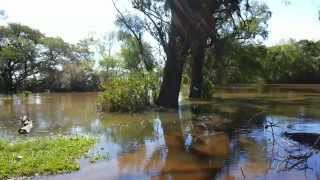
[187,101,277,179]
[114,111,224,178]
[212,89,320,119]
[257,120,320,179]
[186,95,320,178]
[112,103,272,178]
[102,115,157,153]
[190,102,266,130]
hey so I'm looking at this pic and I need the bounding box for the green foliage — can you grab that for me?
[99,55,122,81]
[197,38,320,94]
[98,72,160,112]
[186,43,266,99]
[235,1,271,42]
[66,61,100,91]
[116,15,145,41]
[21,91,32,97]
[262,40,320,83]
[98,33,157,85]
[44,61,100,92]
[120,37,155,71]
[39,37,70,68]
[222,43,267,83]
[198,39,320,90]
[0,23,44,92]
[0,136,95,179]
[201,76,215,99]
[70,38,95,62]
[191,50,216,99]
[0,23,100,93]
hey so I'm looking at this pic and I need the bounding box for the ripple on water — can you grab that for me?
[2,86,320,179]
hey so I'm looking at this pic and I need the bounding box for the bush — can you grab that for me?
[202,76,215,99]
[98,72,160,112]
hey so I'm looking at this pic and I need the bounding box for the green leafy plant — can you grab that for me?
[0,136,96,179]
[98,72,160,112]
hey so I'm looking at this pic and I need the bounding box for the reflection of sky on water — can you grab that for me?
[221,114,320,180]
[1,86,320,179]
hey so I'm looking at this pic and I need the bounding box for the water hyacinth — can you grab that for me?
[0,136,96,179]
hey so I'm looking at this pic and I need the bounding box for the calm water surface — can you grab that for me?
[1,85,320,180]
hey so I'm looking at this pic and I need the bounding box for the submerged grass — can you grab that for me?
[0,136,96,179]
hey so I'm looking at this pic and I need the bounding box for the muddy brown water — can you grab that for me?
[1,85,320,180]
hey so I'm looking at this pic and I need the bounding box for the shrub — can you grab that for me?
[202,76,215,99]
[98,72,160,112]
[22,91,32,96]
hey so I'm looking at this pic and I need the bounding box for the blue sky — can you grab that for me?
[0,0,319,46]
[264,0,320,45]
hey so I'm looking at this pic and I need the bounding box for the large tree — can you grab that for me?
[262,40,320,83]
[188,1,271,98]
[38,37,71,89]
[120,36,155,72]
[114,0,260,108]
[0,23,44,92]
[0,23,100,93]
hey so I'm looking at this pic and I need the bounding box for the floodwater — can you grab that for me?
[1,85,320,180]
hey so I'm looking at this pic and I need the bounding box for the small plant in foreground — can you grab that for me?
[0,136,96,179]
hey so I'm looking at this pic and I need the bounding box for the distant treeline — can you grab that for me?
[0,23,100,93]
[262,40,320,83]
[1,23,320,94]
[0,23,156,93]
[188,39,320,88]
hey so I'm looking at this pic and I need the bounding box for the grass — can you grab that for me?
[0,136,96,179]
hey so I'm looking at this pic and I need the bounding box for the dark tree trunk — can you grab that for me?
[2,61,16,93]
[156,0,204,108]
[156,37,187,108]
[189,41,205,98]
[3,69,14,93]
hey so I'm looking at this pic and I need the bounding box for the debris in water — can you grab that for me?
[18,115,33,134]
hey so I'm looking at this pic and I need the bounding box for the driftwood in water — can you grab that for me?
[18,115,33,134]
[284,132,320,148]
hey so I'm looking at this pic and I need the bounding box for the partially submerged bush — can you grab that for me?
[98,72,160,112]
[22,91,32,96]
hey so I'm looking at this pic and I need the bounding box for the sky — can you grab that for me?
[0,0,319,46]
[264,0,320,45]
[0,0,116,43]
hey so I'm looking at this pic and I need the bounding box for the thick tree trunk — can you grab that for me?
[2,61,16,93]
[4,71,14,93]
[156,39,186,108]
[156,1,191,109]
[189,41,205,98]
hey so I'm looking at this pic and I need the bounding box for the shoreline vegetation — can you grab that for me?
[0,136,96,179]
[97,72,160,112]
